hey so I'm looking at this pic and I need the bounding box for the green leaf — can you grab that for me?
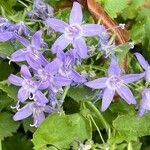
[0,42,16,57]
[121,0,145,20]
[129,22,145,44]
[0,112,20,139]
[0,80,18,100]
[2,133,33,150]
[115,43,130,66]
[0,0,17,15]
[103,0,128,18]
[67,85,97,102]
[113,112,150,141]
[0,61,16,81]
[0,93,13,111]
[33,113,92,150]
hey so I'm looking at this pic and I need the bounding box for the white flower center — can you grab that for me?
[64,24,82,41]
[22,79,37,93]
[106,75,123,90]
[37,68,49,81]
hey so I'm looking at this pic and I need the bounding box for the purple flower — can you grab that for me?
[10,30,47,66]
[85,57,144,111]
[57,50,86,84]
[138,88,150,116]
[8,22,30,36]
[0,17,10,32]
[46,2,105,58]
[0,31,14,42]
[98,30,116,57]
[13,101,56,127]
[27,57,72,93]
[28,0,54,20]
[8,65,48,104]
[135,53,150,83]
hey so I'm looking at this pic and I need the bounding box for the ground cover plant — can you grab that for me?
[0,0,150,149]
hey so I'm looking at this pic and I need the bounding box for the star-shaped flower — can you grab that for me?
[13,101,56,127]
[46,2,105,58]
[85,57,144,111]
[10,30,47,67]
[8,65,48,104]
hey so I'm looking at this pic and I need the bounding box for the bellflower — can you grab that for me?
[98,31,115,57]
[135,53,150,83]
[13,101,56,127]
[85,57,144,111]
[27,57,72,93]
[0,17,10,32]
[138,88,150,116]
[57,50,86,84]
[10,30,47,66]
[8,22,30,36]
[28,0,54,20]
[46,2,105,58]
[8,65,48,104]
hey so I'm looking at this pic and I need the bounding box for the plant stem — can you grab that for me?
[127,142,132,150]
[62,86,70,101]
[0,139,2,150]
[89,115,105,143]
[85,101,111,137]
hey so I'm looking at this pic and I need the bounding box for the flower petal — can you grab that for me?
[46,18,68,33]
[71,70,87,83]
[38,80,50,90]
[54,76,72,86]
[31,30,43,49]
[108,56,121,77]
[73,38,88,58]
[45,58,63,74]
[116,85,136,104]
[69,2,82,24]
[34,112,45,127]
[8,74,23,86]
[101,88,115,111]
[20,65,32,79]
[13,103,32,121]
[122,73,145,84]
[35,90,48,103]
[85,77,107,89]
[14,33,30,47]
[82,24,106,37]
[135,53,149,70]
[0,32,14,42]
[17,88,29,102]
[10,49,27,62]
[51,35,70,53]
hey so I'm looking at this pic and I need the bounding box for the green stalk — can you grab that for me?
[127,142,133,150]
[62,86,70,101]
[85,101,111,137]
[0,139,2,150]
[89,115,105,143]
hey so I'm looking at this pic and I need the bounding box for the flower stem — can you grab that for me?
[85,101,111,137]
[62,86,70,101]
[0,139,2,150]
[127,142,133,150]
[88,115,105,143]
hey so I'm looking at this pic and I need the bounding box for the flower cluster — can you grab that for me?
[0,1,149,127]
